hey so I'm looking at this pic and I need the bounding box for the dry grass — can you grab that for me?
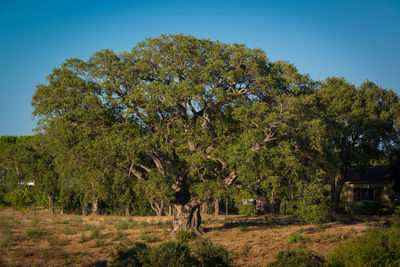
[0,208,385,266]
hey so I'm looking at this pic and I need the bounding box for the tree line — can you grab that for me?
[1,34,399,234]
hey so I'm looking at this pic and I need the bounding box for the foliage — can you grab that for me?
[287,233,305,243]
[94,239,234,267]
[348,201,393,216]
[317,78,400,212]
[175,229,195,243]
[239,225,249,232]
[148,241,198,267]
[110,242,149,267]
[267,248,325,267]
[193,238,234,267]
[328,227,400,267]
[4,188,33,211]
[296,183,328,224]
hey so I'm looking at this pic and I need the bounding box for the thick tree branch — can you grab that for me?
[149,153,166,176]
[129,163,144,180]
[223,172,236,187]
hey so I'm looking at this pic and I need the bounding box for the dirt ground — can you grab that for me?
[0,208,387,266]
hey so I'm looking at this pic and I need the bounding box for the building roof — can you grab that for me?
[345,166,393,184]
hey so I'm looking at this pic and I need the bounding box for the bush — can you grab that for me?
[88,239,234,267]
[267,248,325,267]
[239,225,249,232]
[110,242,149,267]
[86,260,107,267]
[295,183,327,224]
[349,201,392,216]
[175,229,195,243]
[4,189,33,211]
[287,233,305,243]
[328,227,400,267]
[148,241,197,267]
[193,238,234,267]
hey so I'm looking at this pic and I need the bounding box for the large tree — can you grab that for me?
[33,34,304,233]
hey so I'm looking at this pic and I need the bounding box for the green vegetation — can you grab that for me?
[328,227,400,266]
[193,238,234,267]
[105,239,234,267]
[26,228,45,241]
[0,34,399,235]
[238,225,249,232]
[287,233,305,243]
[267,248,325,267]
[175,229,196,243]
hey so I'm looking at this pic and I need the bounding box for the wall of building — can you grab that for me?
[345,182,392,203]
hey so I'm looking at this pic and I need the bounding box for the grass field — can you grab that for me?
[0,208,387,266]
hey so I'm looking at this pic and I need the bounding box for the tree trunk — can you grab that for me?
[48,195,55,214]
[149,199,164,216]
[331,173,346,213]
[201,202,208,215]
[225,199,228,215]
[82,205,89,216]
[168,206,172,216]
[213,199,219,215]
[92,198,99,215]
[125,205,130,216]
[170,198,203,236]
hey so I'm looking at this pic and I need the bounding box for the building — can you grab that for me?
[344,166,393,203]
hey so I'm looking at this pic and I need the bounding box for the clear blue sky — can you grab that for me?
[1,0,400,135]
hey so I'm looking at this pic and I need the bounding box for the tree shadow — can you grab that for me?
[203,214,299,232]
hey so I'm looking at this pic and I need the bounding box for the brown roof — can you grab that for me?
[345,166,393,183]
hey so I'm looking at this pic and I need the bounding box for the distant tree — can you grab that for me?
[317,77,400,212]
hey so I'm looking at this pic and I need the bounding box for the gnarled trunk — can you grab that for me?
[171,198,203,236]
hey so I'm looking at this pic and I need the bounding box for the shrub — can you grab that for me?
[175,229,195,243]
[239,225,249,232]
[267,248,325,267]
[148,241,197,267]
[86,260,108,267]
[89,239,234,267]
[193,238,234,267]
[30,218,40,226]
[4,189,33,211]
[110,242,149,267]
[296,183,327,224]
[288,233,305,243]
[328,227,400,267]
[26,228,45,241]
